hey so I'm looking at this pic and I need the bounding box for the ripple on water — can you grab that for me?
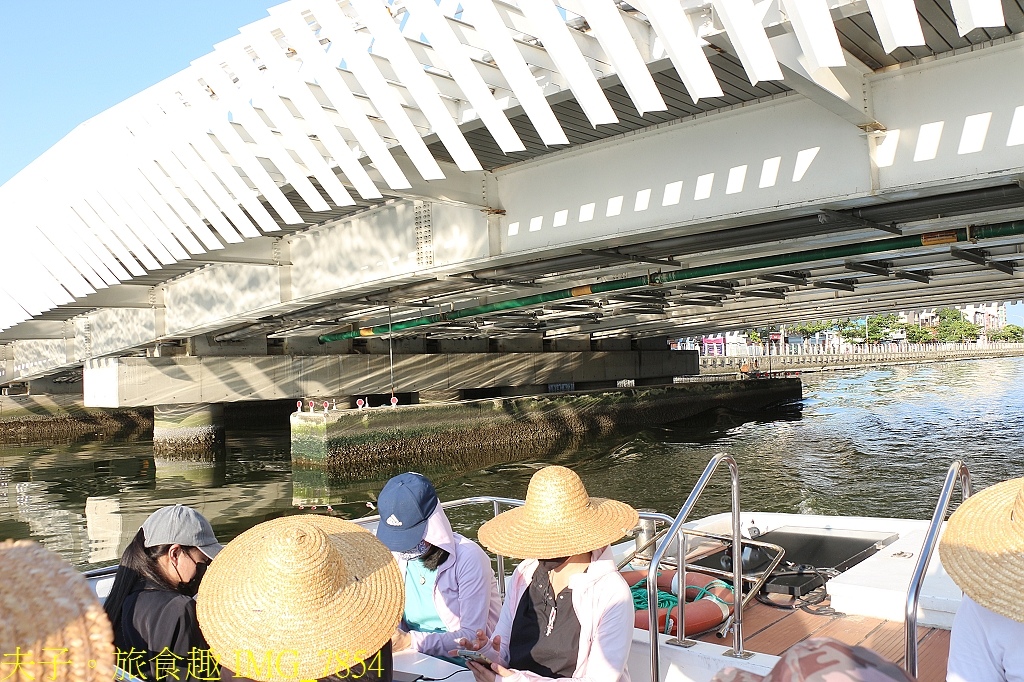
[5,357,1024,567]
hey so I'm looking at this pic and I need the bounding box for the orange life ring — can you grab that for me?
[632,571,733,637]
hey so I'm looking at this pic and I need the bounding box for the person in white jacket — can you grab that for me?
[457,465,639,682]
[939,476,1024,682]
[376,472,502,661]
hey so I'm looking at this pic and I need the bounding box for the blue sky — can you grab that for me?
[0,1,280,185]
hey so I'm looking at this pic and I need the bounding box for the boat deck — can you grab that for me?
[694,598,950,682]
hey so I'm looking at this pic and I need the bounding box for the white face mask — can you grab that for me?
[397,539,429,561]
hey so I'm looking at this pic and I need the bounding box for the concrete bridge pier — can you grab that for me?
[153,403,225,458]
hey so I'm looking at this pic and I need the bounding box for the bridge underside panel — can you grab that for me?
[288,201,489,301]
[164,263,282,337]
[76,308,157,361]
[82,351,695,408]
[497,95,870,254]
[495,42,1024,257]
[872,41,1024,192]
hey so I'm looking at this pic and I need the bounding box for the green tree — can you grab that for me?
[835,318,865,342]
[904,325,935,343]
[935,308,965,324]
[934,308,981,341]
[866,313,900,342]
[745,329,762,344]
[990,324,1024,342]
[789,320,831,340]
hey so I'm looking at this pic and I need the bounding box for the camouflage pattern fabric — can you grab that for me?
[711,637,917,682]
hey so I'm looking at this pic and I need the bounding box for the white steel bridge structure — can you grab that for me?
[2,0,1024,398]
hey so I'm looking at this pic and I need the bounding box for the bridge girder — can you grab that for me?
[2,2,1024,387]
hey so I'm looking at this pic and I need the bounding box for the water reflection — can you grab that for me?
[3,357,1024,569]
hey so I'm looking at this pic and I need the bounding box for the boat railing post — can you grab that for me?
[493,498,506,599]
[666,532,694,648]
[647,454,748,682]
[724,456,750,659]
[904,460,972,677]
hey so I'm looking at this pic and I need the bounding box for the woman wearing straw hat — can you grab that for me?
[197,514,404,682]
[103,504,224,681]
[0,540,115,682]
[375,472,501,662]
[457,466,639,682]
[939,476,1024,682]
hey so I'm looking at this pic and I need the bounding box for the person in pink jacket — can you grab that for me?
[376,472,502,661]
[457,465,639,682]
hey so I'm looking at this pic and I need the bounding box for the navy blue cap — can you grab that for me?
[375,472,439,552]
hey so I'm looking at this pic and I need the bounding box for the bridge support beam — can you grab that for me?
[84,350,697,408]
[153,403,225,458]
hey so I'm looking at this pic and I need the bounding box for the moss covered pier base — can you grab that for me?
[0,394,151,442]
[153,403,225,457]
[291,378,801,476]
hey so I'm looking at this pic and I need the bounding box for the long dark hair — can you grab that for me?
[102,528,195,632]
[420,544,449,571]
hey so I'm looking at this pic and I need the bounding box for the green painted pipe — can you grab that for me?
[319,222,1023,343]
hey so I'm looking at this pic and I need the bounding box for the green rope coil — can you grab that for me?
[630,579,679,612]
[630,577,736,634]
[629,580,678,635]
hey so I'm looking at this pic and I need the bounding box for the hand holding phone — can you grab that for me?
[456,650,493,667]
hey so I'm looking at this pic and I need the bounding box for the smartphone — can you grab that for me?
[455,650,493,667]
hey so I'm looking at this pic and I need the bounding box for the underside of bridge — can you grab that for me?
[2,0,1024,406]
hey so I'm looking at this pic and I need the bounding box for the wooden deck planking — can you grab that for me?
[695,600,949,682]
[743,609,838,651]
[803,613,882,645]
[914,629,951,682]
[858,621,920,665]
[727,603,791,638]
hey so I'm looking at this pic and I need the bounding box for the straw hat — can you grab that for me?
[939,476,1024,622]
[479,466,639,559]
[0,540,115,682]
[197,515,403,682]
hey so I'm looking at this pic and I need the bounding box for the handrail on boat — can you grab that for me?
[671,527,786,639]
[904,460,972,678]
[647,453,750,682]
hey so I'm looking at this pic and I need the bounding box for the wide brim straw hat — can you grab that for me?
[939,476,1024,622]
[0,540,115,682]
[197,514,403,682]
[479,465,639,559]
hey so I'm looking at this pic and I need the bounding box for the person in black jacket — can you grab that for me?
[103,505,223,681]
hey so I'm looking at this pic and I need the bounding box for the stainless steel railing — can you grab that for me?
[669,526,785,639]
[647,453,751,682]
[904,460,971,678]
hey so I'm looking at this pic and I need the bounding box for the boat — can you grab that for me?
[86,454,968,682]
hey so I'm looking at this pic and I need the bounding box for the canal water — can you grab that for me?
[3,356,1023,570]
